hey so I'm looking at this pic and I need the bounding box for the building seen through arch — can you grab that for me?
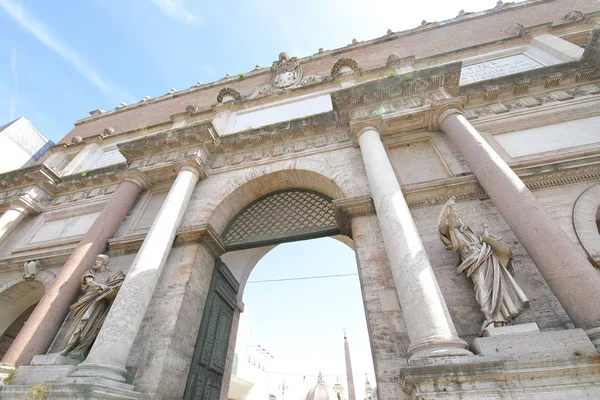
[1,0,600,398]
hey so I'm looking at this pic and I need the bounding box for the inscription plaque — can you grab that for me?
[460,54,543,85]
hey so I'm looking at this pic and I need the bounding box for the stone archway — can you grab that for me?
[0,279,46,359]
[184,167,377,400]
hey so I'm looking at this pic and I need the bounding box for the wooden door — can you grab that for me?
[184,260,239,400]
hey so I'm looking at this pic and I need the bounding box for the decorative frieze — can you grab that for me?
[210,132,351,171]
[464,83,600,120]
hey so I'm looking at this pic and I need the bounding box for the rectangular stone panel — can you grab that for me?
[228,93,332,134]
[388,140,449,185]
[493,115,600,157]
[30,212,101,243]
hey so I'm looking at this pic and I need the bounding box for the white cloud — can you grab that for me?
[9,46,17,120]
[150,0,197,23]
[0,0,133,102]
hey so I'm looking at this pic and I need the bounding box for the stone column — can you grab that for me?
[73,165,200,382]
[2,179,143,366]
[357,127,471,360]
[0,204,29,246]
[438,110,600,338]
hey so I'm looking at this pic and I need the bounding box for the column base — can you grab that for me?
[70,361,128,383]
[407,335,472,363]
[585,327,600,352]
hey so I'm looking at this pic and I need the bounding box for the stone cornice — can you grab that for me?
[332,62,462,123]
[173,224,225,258]
[107,233,147,257]
[333,196,376,237]
[461,62,600,106]
[404,158,600,208]
[108,224,225,258]
[0,247,72,272]
[0,165,58,194]
[117,120,219,161]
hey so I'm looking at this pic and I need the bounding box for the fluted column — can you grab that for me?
[357,127,471,361]
[0,204,29,246]
[2,179,143,366]
[73,165,200,382]
[438,110,600,339]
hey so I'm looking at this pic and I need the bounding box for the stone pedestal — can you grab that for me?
[357,127,471,361]
[402,329,600,399]
[482,322,539,337]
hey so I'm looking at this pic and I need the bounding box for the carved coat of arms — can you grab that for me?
[271,52,302,89]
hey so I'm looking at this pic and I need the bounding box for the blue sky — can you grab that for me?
[243,237,373,398]
[0,0,520,143]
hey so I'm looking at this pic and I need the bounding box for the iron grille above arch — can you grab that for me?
[222,190,339,250]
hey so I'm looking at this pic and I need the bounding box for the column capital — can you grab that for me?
[428,102,464,132]
[120,170,152,191]
[179,163,202,178]
[349,119,382,147]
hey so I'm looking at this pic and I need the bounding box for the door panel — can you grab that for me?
[184,260,239,400]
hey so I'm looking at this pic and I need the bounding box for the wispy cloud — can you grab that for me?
[150,0,197,23]
[0,0,134,103]
[9,46,17,120]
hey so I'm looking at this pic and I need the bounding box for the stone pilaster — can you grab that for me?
[356,126,471,361]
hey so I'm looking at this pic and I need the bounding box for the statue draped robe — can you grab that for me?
[61,269,125,359]
[438,199,529,333]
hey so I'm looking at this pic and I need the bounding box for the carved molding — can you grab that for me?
[332,62,462,122]
[403,161,600,209]
[217,87,242,103]
[174,224,225,258]
[108,225,226,258]
[107,233,147,256]
[331,58,360,77]
[118,121,219,161]
[463,83,600,120]
[0,165,58,194]
[333,196,376,237]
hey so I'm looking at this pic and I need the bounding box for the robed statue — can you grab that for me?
[438,197,529,334]
[60,254,125,359]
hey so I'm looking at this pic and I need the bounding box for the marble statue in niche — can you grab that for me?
[60,254,125,359]
[438,197,529,334]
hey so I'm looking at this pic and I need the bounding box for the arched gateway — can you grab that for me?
[184,172,367,399]
[2,3,600,399]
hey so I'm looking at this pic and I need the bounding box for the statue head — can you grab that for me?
[93,254,109,271]
[278,52,289,62]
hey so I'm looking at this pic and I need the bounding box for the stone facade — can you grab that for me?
[1,1,600,399]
